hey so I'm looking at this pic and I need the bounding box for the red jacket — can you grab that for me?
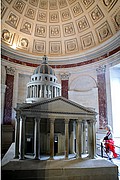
[105,139,118,158]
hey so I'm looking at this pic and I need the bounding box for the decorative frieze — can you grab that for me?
[81,0,95,9]
[17,37,29,50]
[112,8,120,31]
[1,3,7,18]
[76,16,90,33]
[63,22,75,37]
[25,6,36,20]
[49,0,58,10]
[65,38,78,54]
[37,10,47,22]
[13,0,26,14]
[49,25,61,38]
[20,20,33,35]
[96,21,113,42]
[39,0,48,10]
[5,0,13,4]
[2,29,15,45]
[101,0,118,12]
[80,32,95,50]
[49,12,59,23]
[60,8,71,22]
[29,0,39,7]
[34,24,46,37]
[58,0,67,9]
[49,41,61,55]
[67,0,76,5]
[33,39,46,54]
[5,12,20,29]
[89,5,104,24]
[71,2,83,17]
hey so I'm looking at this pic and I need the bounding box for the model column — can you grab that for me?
[34,118,40,160]
[50,118,55,159]
[65,118,69,159]
[19,115,26,160]
[14,111,20,158]
[76,119,82,158]
[87,119,96,159]
[82,121,87,154]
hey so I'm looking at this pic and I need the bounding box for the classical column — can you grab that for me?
[87,119,96,159]
[14,111,20,159]
[60,73,70,99]
[76,119,82,158]
[65,118,69,159]
[1,84,6,124]
[3,66,15,124]
[44,85,46,98]
[96,65,107,129]
[34,118,40,160]
[19,115,26,160]
[73,121,76,153]
[50,119,55,159]
[82,121,86,154]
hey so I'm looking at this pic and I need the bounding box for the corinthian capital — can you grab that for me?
[60,72,70,80]
[96,65,106,74]
[5,66,16,75]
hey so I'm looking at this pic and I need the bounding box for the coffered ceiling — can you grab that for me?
[1,0,120,59]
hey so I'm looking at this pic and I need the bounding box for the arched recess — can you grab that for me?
[69,75,98,114]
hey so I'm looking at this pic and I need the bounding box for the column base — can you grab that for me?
[49,156,54,160]
[34,156,40,160]
[19,157,26,160]
[14,155,19,159]
[65,157,68,160]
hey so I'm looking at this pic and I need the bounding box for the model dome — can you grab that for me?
[33,56,55,76]
[26,56,61,103]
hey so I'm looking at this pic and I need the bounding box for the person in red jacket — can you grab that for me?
[103,125,118,160]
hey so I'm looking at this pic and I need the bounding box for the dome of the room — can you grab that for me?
[1,0,120,59]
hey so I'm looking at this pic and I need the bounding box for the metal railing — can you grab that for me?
[96,138,120,158]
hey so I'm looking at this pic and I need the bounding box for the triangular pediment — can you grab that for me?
[18,96,96,115]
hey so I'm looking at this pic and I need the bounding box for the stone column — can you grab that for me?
[82,121,86,154]
[96,65,107,129]
[3,66,15,124]
[76,119,82,158]
[65,118,69,159]
[19,115,26,160]
[73,121,76,153]
[87,119,96,159]
[34,118,40,160]
[14,111,20,158]
[50,119,55,159]
[44,85,46,98]
[60,73,70,99]
[1,84,6,124]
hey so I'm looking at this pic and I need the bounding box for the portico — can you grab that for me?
[15,96,97,160]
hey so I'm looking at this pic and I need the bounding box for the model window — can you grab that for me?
[35,77,37,80]
[50,77,52,81]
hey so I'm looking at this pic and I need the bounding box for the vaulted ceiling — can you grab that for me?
[1,0,120,59]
